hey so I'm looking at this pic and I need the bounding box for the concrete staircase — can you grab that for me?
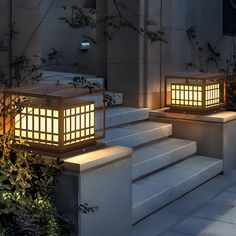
[99,106,223,224]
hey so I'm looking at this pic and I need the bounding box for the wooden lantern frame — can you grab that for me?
[165,72,227,112]
[2,83,106,156]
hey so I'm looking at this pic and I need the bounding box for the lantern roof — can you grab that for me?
[165,72,225,80]
[3,83,105,99]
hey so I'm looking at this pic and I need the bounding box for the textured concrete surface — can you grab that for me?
[133,138,197,180]
[96,106,149,130]
[132,156,223,223]
[151,110,236,173]
[151,109,236,123]
[57,146,132,236]
[133,170,236,236]
[102,121,172,147]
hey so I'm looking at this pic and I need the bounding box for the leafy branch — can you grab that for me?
[186,26,227,73]
[186,26,236,110]
[60,0,166,44]
[68,75,121,106]
[79,203,98,214]
[11,48,63,87]
[0,0,60,89]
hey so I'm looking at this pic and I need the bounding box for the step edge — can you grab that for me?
[171,156,223,172]
[133,159,223,207]
[132,163,223,223]
[133,141,197,166]
[105,121,172,130]
[132,142,197,180]
[97,108,149,120]
[103,125,172,143]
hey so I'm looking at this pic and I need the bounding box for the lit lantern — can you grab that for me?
[0,94,13,135]
[2,83,105,156]
[165,73,226,112]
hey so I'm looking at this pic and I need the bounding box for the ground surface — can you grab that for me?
[133,170,236,236]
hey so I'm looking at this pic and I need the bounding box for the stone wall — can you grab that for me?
[158,0,231,108]
[12,0,41,87]
[107,0,233,109]
[0,0,10,89]
[1,0,232,107]
[107,0,144,107]
[0,0,41,88]
[96,0,108,78]
[40,0,97,75]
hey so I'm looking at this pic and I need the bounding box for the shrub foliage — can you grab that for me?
[0,132,70,236]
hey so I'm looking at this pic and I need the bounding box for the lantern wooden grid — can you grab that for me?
[165,72,226,112]
[2,83,105,155]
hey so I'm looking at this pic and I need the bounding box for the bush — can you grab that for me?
[0,133,71,235]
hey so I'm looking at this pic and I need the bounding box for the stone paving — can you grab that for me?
[132,170,236,236]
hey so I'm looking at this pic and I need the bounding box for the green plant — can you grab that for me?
[10,48,63,88]
[70,74,100,89]
[68,75,121,106]
[0,123,71,235]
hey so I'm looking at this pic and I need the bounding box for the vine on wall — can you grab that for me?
[1,0,166,89]
[186,26,236,109]
[59,0,166,44]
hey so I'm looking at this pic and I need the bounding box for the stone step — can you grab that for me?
[132,138,197,181]
[42,70,105,87]
[132,156,223,224]
[41,70,124,106]
[80,92,124,108]
[101,121,172,148]
[95,106,149,129]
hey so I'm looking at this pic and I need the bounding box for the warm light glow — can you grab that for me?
[15,107,60,146]
[63,103,95,145]
[171,83,220,109]
[4,82,105,156]
[14,102,96,147]
[205,84,220,107]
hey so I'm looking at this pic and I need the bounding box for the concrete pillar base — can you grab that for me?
[150,108,236,173]
[53,146,132,236]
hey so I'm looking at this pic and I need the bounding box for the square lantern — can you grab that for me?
[2,83,105,156]
[165,72,226,112]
